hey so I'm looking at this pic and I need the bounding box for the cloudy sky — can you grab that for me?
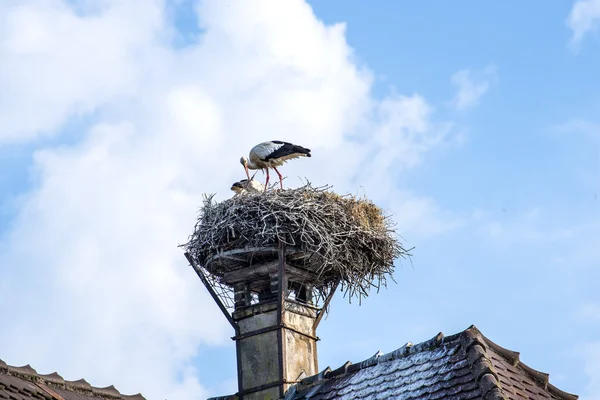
[1,0,599,399]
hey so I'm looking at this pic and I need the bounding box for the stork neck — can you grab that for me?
[247,159,259,170]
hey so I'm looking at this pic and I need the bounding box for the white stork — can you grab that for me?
[240,141,311,190]
[230,178,265,195]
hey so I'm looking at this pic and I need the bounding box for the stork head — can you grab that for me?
[231,180,247,194]
[240,156,250,180]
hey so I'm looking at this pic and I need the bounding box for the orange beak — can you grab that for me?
[244,164,250,180]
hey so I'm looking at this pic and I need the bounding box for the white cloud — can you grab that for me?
[0,1,165,142]
[0,0,457,398]
[567,0,600,45]
[448,65,497,111]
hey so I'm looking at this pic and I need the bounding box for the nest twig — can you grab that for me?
[182,184,411,303]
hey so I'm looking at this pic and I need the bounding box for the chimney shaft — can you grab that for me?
[230,247,320,399]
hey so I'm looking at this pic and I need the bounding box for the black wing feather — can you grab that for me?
[265,141,311,161]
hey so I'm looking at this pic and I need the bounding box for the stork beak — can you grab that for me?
[244,164,250,180]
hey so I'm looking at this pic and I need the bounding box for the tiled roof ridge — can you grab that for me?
[288,325,578,400]
[466,325,578,400]
[462,327,508,400]
[0,358,145,400]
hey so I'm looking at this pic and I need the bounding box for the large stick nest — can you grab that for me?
[182,184,411,302]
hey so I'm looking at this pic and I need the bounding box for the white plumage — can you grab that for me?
[240,140,311,190]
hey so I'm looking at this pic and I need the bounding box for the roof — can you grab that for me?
[0,359,145,400]
[284,325,578,400]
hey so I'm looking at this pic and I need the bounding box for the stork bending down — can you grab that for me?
[240,140,311,190]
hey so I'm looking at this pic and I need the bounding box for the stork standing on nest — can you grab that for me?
[240,141,311,190]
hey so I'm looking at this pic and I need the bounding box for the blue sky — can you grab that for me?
[1,0,600,399]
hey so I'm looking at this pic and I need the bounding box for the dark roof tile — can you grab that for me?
[65,378,92,392]
[285,325,577,400]
[35,383,61,400]
[325,362,351,379]
[0,360,145,400]
[36,373,63,387]
[91,385,120,398]
[6,366,36,380]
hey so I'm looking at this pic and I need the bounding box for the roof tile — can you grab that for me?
[37,373,63,387]
[91,385,120,398]
[0,360,145,400]
[6,366,36,379]
[65,379,91,392]
[285,325,577,400]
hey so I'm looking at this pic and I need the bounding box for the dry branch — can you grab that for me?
[182,184,411,303]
